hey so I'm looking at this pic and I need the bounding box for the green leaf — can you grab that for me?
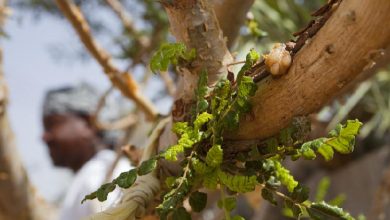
[172,122,190,135]
[206,145,223,167]
[232,216,245,220]
[291,185,309,203]
[195,70,209,114]
[273,160,298,192]
[137,158,157,175]
[150,43,195,73]
[237,49,260,84]
[191,158,209,175]
[308,201,354,220]
[165,176,176,188]
[114,169,137,188]
[218,197,237,212]
[189,191,207,212]
[172,207,191,220]
[317,143,334,161]
[81,191,97,204]
[300,142,317,160]
[262,188,277,206]
[164,144,184,161]
[96,183,116,202]
[203,172,218,189]
[218,170,258,193]
[194,112,213,131]
[315,177,330,202]
[326,120,362,154]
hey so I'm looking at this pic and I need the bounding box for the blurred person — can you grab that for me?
[42,83,132,220]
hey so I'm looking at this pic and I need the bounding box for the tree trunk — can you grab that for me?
[0,2,52,218]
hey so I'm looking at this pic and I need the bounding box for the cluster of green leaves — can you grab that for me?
[150,42,196,73]
[296,120,362,161]
[81,156,158,203]
[82,48,362,220]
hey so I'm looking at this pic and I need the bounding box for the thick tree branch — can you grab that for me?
[55,0,158,120]
[213,0,254,48]
[231,0,390,140]
[163,0,233,122]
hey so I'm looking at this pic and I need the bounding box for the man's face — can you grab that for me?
[42,114,97,171]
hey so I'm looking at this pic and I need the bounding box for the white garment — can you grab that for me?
[59,150,132,220]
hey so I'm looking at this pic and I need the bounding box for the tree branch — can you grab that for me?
[163,0,233,122]
[212,0,254,49]
[55,0,158,120]
[230,0,390,140]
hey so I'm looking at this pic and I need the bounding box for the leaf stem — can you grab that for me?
[220,186,231,220]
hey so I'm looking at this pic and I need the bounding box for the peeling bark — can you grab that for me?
[231,0,390,140]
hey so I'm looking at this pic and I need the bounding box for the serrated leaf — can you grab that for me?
[203,171,218,189]
[191,158,209,175]
[96,183,116,202]
[137,158,157,175]
[300,142,317,160]
[114,169,137,188]
[172,207,191,220]
[194,112,213,131]
[150,43,195,73]
[237,49,260,84]
[164,144,184,161]
[218,197,236,211]
[317,143,334,161]
[273,160,298,192]
[218,170,258,193]
[308,201,354,220]
[189,191,207,212]
[262,188,277,206]
[206,145,223,167]
[326,120,362,154]
[172,122,190,135]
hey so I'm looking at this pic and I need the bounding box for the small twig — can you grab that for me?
[227,60,246,66]
[103,0,150,62]
[160,71,176,96]
[55,0,158,120]
[103,0,137,36]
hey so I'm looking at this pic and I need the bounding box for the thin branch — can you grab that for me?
[103,0,150,57]
[103,0,136,36]
[160,71,176,96]
[55,0,158,120]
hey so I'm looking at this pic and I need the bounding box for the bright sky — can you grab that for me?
[2,10,171,203]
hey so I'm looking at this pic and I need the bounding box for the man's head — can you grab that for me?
[42,83,102,172]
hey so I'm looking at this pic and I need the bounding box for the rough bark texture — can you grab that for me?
[213,0,254,49]
[163,0,233,122]
[231,0,390,140]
